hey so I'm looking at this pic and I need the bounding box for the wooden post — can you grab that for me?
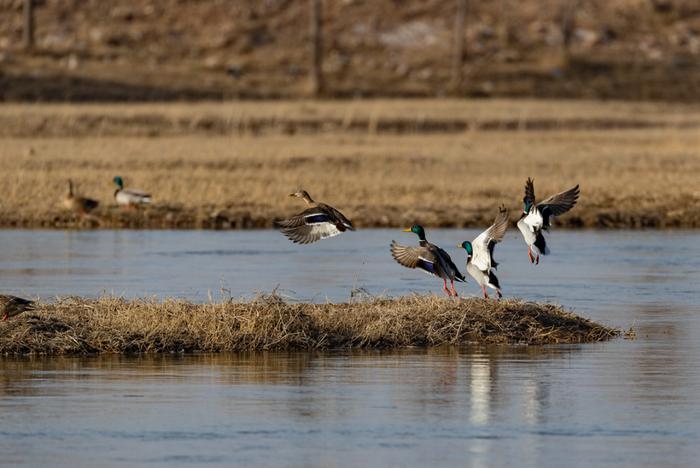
[23,0,35,51]
[309,0,323,97]
[451,0,466,94]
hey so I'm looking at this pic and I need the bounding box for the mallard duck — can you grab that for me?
[458,206,509,299]
[0,295,34,321]
[517,177,579,264]
[113,176,151,208]
[63,179,98,216]
[274,190,355,244]
[391,225,465,297]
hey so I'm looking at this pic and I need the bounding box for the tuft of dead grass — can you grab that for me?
[0,295,618,355]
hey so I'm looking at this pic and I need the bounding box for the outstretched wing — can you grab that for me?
[538,184,580,217]
[524,177,536,206]
[390,241,439,277]
[274,208,342,244]
[472,205,509,271]
[319,203,355,231]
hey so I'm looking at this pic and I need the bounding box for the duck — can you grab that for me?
[113,176,151,208]
[0,295,35,321]
[517,177,580,264]
[458,206,509,299]
[274,190,355,244]
[63,179,99,216]
[391,225,465,297]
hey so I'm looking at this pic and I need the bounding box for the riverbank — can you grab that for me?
[1,100,699,230]
[0,295,617,355]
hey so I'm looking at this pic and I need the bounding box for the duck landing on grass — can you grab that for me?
[458,205,509,299]
[391,225,465,297]
[0,295,35,321]
[274,190,355,244]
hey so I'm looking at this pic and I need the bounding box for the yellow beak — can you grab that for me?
[402,228,412,232]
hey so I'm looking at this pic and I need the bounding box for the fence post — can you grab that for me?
[23,0,35,51]
[451,0,466,94]
[309,0,323,97]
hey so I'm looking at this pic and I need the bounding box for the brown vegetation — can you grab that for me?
[2,1,700,100]
[0,100,698,229]
[0,295,618,355]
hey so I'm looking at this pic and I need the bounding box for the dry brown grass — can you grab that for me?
[0,294,617,355]
[1,100,699,229]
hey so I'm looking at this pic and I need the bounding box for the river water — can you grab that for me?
[0,229,698,466]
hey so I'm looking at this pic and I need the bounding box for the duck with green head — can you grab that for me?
[390,225,465,297]
[458,205,509,299]
[113,176,151,208]
[517,177,580,264]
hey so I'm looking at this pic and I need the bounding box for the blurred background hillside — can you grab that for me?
[1,0,700,101]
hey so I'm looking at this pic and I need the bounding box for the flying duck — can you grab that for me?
[391,225,465,297]
[63,179,99,216]
[1,295,35,321]
[274,190,355,244]
[517,177,580,264]
[113,176,151,208]
[458,206,509,299]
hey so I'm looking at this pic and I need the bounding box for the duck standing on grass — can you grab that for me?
[391,225,465,297]
[113,176,151,209]
[458,206,509,299]
[274,190,355,244]
[0,295,35,321]
[517,177,580,264]
[63,179,99,217]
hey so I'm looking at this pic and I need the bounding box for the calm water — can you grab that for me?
[1,229,699,467]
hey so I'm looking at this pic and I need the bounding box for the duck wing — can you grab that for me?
[390,241,442,277]
[537,184,580,227]
[524,177,536,205]
[318,203,355,231]
[275,206,349,244]
[472,205,509,271]
[434,245,466,282]
[0,295,35,318]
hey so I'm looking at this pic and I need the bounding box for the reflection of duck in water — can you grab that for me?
[274,190,355,244]
[391,225,465,297]
[113,176,151,209]
[517,178,579,264]
[458,205,509,299]
[1,295,35,321]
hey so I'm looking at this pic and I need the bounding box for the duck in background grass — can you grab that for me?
[274,190,355,244]
[113,176,151,209]
[517,177,580,264]
[391,225,465,297]
[0,295,35,321]
[458,205,509,299]
[63,179,99,218]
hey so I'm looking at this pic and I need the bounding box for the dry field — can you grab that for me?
[0,294,617,355]
[1,99,699,229]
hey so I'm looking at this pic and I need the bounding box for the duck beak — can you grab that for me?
[288,193,295,197]
[402,228,412,232]
[456,244,461,248]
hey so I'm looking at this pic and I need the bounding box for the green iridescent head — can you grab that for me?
[113,176,124,188]
[403,225,426,240]
[458,240,473,256]
[523,198,532,214]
